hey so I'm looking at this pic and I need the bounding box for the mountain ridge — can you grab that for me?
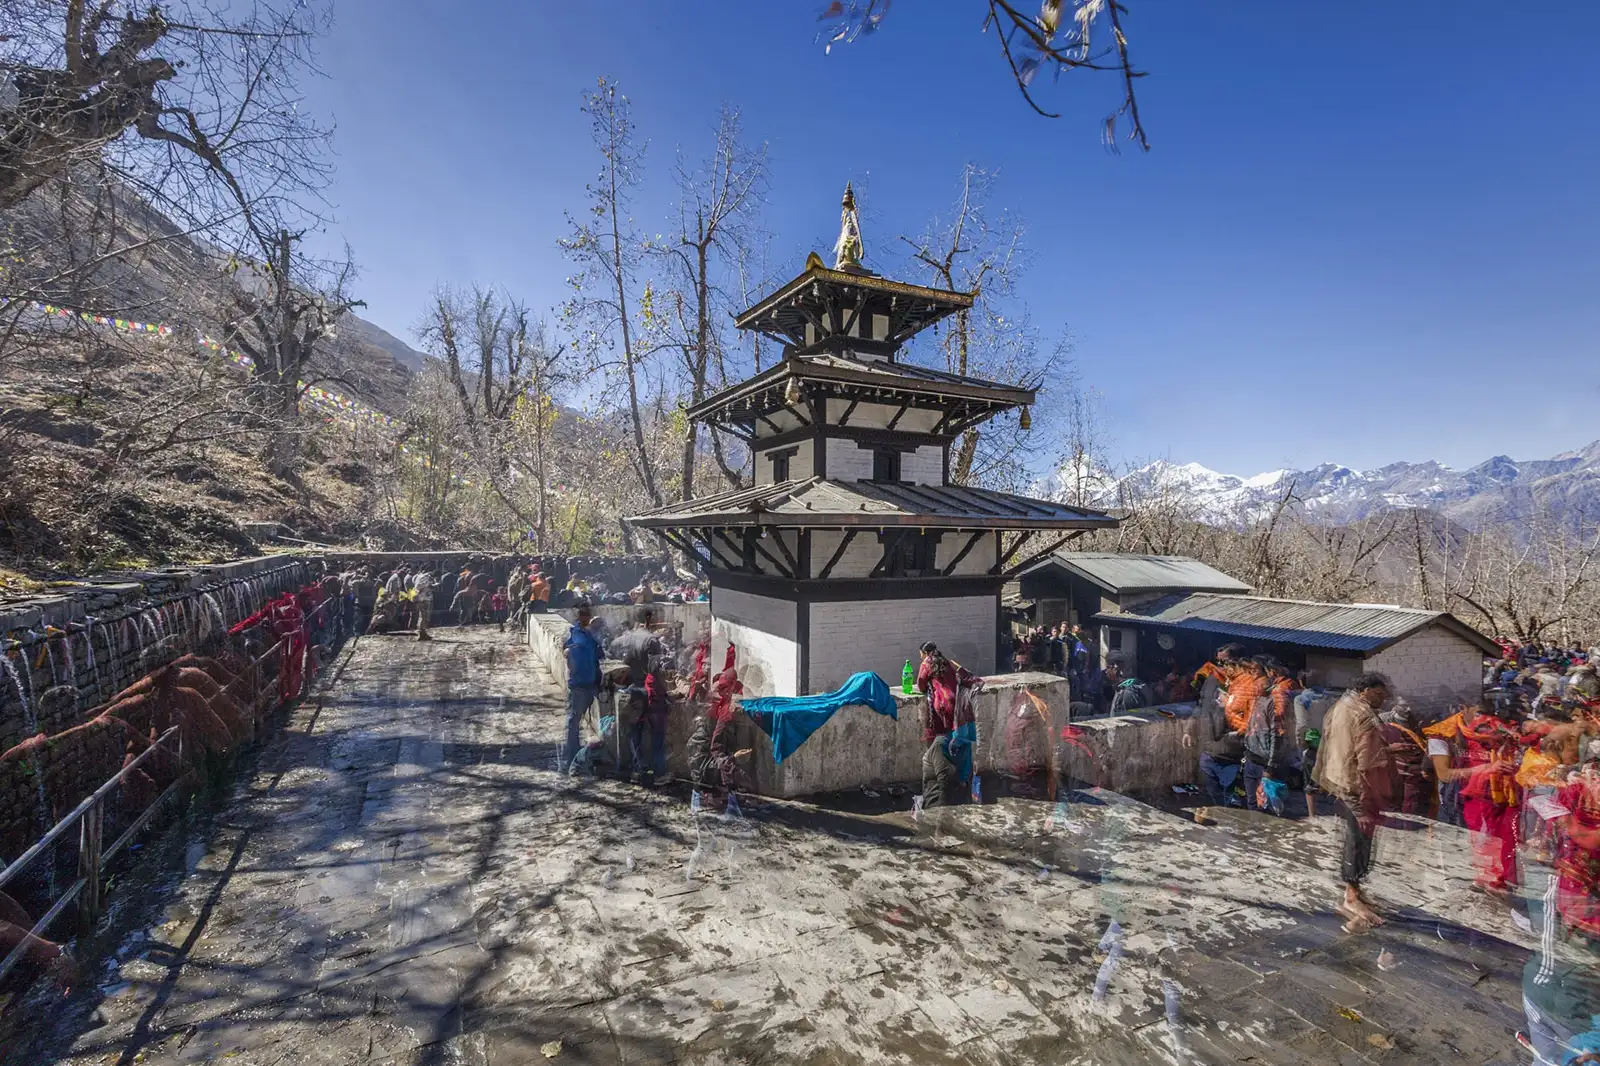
[1033,440,1600,527]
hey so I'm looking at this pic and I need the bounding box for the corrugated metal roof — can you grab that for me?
[627,476,1117,531]
[802,354,1023,395]
[1024,552,1252,594]
[1096,592,1499,656]
[687,353,1033,422]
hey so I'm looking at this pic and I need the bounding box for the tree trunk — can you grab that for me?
[534,404,549,551]
[608,161,660,508]
[952,428,980,485]
[681,243,712,502]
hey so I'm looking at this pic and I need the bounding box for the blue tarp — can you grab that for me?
[741,672,898,764]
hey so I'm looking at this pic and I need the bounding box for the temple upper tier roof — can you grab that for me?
[733,261,974,353]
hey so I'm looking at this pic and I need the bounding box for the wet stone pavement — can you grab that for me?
[13,627,1584,1065]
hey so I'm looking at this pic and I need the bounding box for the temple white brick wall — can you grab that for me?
[809,530,889,579]
[825,438,873,481]
[901,445,944,486]
[1362,624,1484,716]
[711,587,798,698]
[824,399,942,433]
[934,533,997,576]
[806,594,997,693]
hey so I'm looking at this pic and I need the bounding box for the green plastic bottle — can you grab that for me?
[902,659,915,694]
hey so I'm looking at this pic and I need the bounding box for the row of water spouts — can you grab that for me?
[2,563,310,864]
[0,562,309,738]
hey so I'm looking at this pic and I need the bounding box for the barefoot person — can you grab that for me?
[1314,673,1394,931]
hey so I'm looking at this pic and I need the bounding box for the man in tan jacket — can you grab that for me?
[1314,673,1393,930]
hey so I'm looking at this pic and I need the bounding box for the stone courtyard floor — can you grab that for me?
[5,627,1585,1065]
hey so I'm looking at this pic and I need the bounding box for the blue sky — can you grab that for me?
[301,1,1600,477]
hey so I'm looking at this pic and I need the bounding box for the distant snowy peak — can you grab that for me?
[1031,441,1600,528]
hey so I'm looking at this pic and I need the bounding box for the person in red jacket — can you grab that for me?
[916,642,983,806]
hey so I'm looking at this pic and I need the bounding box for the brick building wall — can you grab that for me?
[806,593,998,693]
[1363,624,1486,716]
[808,530,887,580]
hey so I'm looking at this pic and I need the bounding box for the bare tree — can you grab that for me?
[655,106,766,499]
[1,0,343,479]
[901,165,1069,487]
[416,285,569,540]
[216,233,361,476]
[1,0,331,220]
[560,77,662,508]
[1449,499,1600,643]
[816,1,1148,148]
[1046,374,1113,508]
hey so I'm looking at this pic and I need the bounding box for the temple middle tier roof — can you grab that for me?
[688,353,1033,437]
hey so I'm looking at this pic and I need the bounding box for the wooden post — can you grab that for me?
[78,801,103,931]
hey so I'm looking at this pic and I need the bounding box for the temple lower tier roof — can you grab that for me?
[625,477,1117,531]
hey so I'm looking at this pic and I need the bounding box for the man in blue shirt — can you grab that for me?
[562,603,603,773]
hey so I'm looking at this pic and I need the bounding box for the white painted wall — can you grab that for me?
[933,532,997,576]
[756,444,813,484]
[528,615,571,688]
[1363,625,1485,716]
[807,530,885,579]
[825,437,874,482]
[1100,626,1139,672]
[710,586,799,698]
[901,444,944,486]
[821,438,946,485]
[806,530,996,579]
[823,398,942,433]
[806,593,997,693]
[753,407,808,438]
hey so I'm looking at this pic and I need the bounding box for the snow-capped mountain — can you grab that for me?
[1034,440,1600,528]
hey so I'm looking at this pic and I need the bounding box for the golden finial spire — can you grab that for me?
[834,182,864,271]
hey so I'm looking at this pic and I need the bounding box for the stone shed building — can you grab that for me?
[1097,591,1498,715]
[1012,552,1252,666]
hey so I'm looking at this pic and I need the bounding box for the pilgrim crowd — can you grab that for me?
[1047,631,1600,1064]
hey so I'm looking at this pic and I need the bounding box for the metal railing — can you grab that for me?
[0,629,294,985]
[0,725,182,983]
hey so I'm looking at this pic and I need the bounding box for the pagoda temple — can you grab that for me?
[628,187,1117,697]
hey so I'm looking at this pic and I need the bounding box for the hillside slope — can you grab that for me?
[0,331,401,582]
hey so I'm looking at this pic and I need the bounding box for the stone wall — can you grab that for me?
[521,616,1194,800]
[528,614,572,690]
[553,602,710,636]
[321,551,667,598]
[0,557,314,757]
[0,555,327,866]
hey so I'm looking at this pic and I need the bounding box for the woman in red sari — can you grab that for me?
[1555,764,1600,939]
[1426,696,1527,894]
